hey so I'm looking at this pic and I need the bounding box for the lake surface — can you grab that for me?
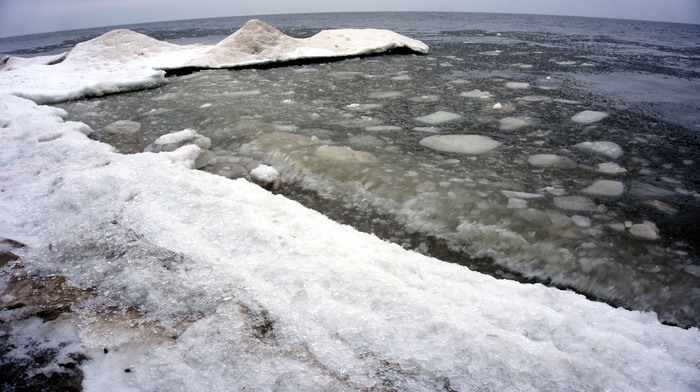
[4,12,699,327]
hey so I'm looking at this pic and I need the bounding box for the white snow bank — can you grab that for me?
[0,19,428,104]
[2,93,697,391]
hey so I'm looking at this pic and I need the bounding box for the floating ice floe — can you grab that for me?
[596,162,627,174]
[499,116,531,130]
[501,190,545,199]
[527,154,576,168]
[365,125,402,132]
[315,145,377,163]
[461,89,493,99]
[102,120,141,134]
[571,110,609,124]
[629,220,661,240]
[553,195,597,211]
[414,110,463,125]
[419,134,502,154]
[505,81,530,90]
[369,90,403,99]
[582,180,625,196]
[574,141,623,159]
[0,19,428,104]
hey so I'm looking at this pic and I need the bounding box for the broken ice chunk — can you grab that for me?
[596,162,627,174]
[419,135,501,154]
[629,221,660,240]
[574,141,623,159]
[250,164,283,191]
[582,180,625,196]
[571,110,608,124]
[527,154,576,168]
[415,111,463,125]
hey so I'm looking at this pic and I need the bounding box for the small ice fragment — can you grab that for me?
[199,103,212,108]
[461,89,493,99]
[505,82,530,89]
[103,120,141,134]
[315,145,377,163]
[499,117,530,130]
[645,200,678,215]
[571,110,608,124]
[419,135,501,154]
[544,186,567,196]
[250,164,283,191]
[546,76,552,80]
[685,265,700,278]
[369,90,403,99]
[607,222,626,232]
[145,129,211,152]
[527,154,576,168]
[508,198,528,209]
[493,103,502,110]
[365,125,401,132]
[582,180,625,196]
[571,215,591,227]
[553,196,596,211]
[501,190,544,199]
[574,141,623,159]
[415,111,463,125]
[629,221,660,240]
[596,162,627,174]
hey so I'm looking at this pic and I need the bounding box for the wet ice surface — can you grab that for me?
[58,34,700,326]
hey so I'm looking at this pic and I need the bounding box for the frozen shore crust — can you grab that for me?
[0,20,698,392]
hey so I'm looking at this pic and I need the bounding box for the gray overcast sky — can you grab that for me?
[1,0,699,38]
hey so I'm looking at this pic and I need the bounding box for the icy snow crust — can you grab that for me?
[0,19,428,104]
[2,92,699,392]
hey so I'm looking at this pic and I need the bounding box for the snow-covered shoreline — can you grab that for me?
[1,20,699,391]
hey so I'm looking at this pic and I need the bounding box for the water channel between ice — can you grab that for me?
[57,45,700,327]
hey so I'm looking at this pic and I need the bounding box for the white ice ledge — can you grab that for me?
[0,19,429,104]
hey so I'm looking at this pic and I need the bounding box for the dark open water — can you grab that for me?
[2,12,699,327]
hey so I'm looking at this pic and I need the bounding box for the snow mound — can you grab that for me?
[0,19,428,104]
[420,135,502,154]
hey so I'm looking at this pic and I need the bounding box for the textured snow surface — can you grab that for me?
[2,93,699,391]
[0,19,428,104]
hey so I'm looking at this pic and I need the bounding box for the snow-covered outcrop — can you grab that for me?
[0,19,428,104]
